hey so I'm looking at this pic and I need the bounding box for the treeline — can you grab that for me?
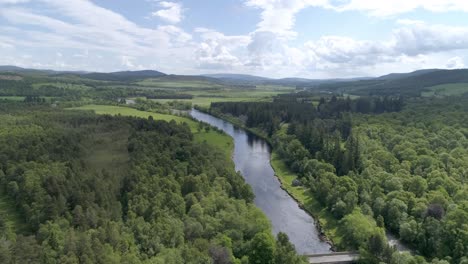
[210,97,467,263]
[307,69,468,97]
[211,97,402,175]
[211,102,316,136]
[146,94,193,99]
[0,103,305,263]
[0,79,192,102]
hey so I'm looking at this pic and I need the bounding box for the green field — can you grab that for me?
[0,96,56,102]
[70,104,190,123]
[0,96,26,101]
[32,82,92,91]
[138,78,223,89]
[150,86,294,107]
[69,105,233,159]
[181,87,294,97]
[422,83,468,97]
[136,79,294,106]
[151,96,271,107]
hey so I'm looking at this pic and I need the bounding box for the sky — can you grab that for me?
[1,0,468,78]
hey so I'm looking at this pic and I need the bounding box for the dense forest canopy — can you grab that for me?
[303,69,468,97]
[210,96,468,264]
[1,68,468,263]
[0,102,305,263]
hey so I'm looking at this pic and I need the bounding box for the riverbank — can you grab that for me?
[191,109,332,254]
[196,108,344,251]
[270,152,342,251]
[194,106,272,144]
[69,105,235,161]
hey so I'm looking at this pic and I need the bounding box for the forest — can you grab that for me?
[210,96,468,264]
[0,101,305,263]
[0,68,467,264]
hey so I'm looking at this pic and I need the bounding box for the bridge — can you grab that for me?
[305,252,360,264]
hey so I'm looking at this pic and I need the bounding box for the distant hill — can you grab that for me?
[159,74,219,82]
[0,65,27,72]
[0,65,90,75]
[202,73,271,82]
[2,66,467,96]
[313,69,468,96]
[82,70,166,81]
[0,65,58,75]
[378,69,440,80]
[203,73,372,87]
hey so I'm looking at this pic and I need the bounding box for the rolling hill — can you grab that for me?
[81,70,166,81]
[2,65,468,97]
[310,69,468,97]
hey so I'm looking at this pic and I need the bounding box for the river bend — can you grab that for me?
[190,109,331,255]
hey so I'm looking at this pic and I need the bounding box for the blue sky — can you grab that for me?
[1,0,468,78]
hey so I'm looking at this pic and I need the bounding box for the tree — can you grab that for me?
[408,176,428,197]
[339,210,381,249]
[399,219,419,244]
[385,199,408,232]
[274,233,306,264]
[360,232,394,264]
[249,232,275,264]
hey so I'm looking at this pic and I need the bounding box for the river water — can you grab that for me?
[190,109,331,255]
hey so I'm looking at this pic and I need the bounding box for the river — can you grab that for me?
[190,109,331,255]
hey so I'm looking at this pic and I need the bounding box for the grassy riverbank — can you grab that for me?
[202,110,348,250]
[195,108,271,144]
[270,152,344,250]
[69,105,233,160]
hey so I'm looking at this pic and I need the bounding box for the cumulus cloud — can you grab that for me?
[302,22,468,70]
[446,56,464,69]
[244,0,468,27]
[0,0,30,4]
[152,1,183,24]
[1,0,468,77]
[332,0,468,17]
[391,23,468,56]
[0,0,194,72]
[194,28,250,69]
[245,0,331,37]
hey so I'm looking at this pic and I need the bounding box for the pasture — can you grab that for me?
[69,105,233,158]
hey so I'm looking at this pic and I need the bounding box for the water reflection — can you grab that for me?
[190,109,331,255]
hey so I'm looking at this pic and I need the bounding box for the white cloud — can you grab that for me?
[120,55,144,70]
[0,0,195,72]
[152,1,183,24]
[297,22,468,76]
[0,0,30,4]
[391,23,468,56]
[332,0,468,16]
[245,0,330,37]
[238,0,468,77]
[194,28,250,69]
[244,0,468,23]
[446,56,464,69]
[396,19,425,26]
[1,0,468,77]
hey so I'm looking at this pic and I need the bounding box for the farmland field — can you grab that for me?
[150,96,270,107]
[0,96,25,101]
[32,82,92,91]
[69,104,233,158]
[69,104,190,123]
[137,78,224,89]
[150,85,295,106]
